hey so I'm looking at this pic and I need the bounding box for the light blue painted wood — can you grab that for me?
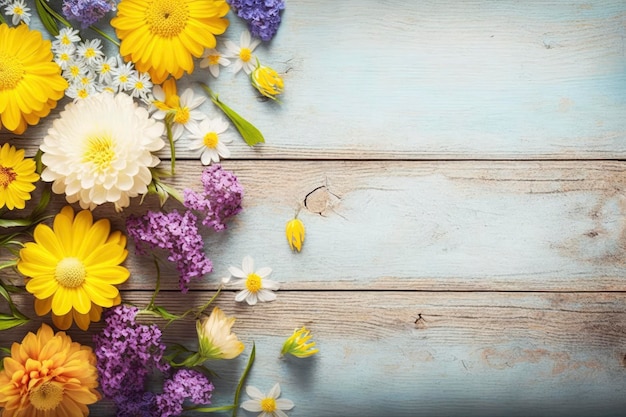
[2,1,625,158]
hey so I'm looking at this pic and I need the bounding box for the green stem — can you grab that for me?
[0,12,6,25]
[38,0,71,27]
[232,343,255,417]
[148,256,161,309]
[88,26,120,47]
[188,404,236,413]
[165,115,176,175]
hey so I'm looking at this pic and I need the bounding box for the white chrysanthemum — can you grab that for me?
[222,256,279,305]
[188,117,231,165]
[40,92,165,210]
[5,0,31,25]
[241,384,294,417]
[53,27,81,52]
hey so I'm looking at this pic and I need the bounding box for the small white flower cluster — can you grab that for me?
[1,0,31,25]
[51,27,154,103]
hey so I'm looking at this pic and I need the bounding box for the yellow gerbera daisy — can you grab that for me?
[111,0,230,84]
[0,143,39,210]
[0,323,101,416]
[0,23,68,134]
[18,206,130,330]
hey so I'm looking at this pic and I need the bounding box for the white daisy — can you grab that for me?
[54,47,75,71]
[151,80,206,140]
[241,384,294,417]
[111,60,137,92]
[223,256,279,305]
[187,117,231,165]
[129,72,153,103]
[5,0,30,25]
[40,92,165,210]
[76,39,104,67]
[53,27,81,52]
[224,30,261,75]
[94,55,118,86]
[62,59,89,84]
[65,83,95,102]
[199,48,231,78]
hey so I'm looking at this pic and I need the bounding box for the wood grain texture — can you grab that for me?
[2,0,625,159]
[3,291,626,417]
[6,160,624,291]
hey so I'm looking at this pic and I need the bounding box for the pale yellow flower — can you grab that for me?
[285,218,305,252]
[281,327,319,358]
[196,306,244,360]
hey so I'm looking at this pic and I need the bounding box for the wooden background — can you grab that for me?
[2,0,626,416]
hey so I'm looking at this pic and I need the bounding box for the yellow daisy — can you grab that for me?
[111,0,230,84]
[18,206,130,330]
[0,23,68,135]
[0,323,101,416]
[0,143,39,210]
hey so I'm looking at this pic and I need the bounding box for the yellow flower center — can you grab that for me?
[84,48,96,58]
[260,398,277,412]
[29,382,64,411]
[78,89,89,99]
[55,257,86,288]
[70,65,81,78]
[60,52,70,62]
[208,54,220,65]
[102,63,111,73]
[0,166,17,189]
[61,35,71,45]
[239,48,252,63]
[0,52,24,91]
[119,74,128,83]
[146,0,189,38]
[245,273,262,293]
[14,6,24,15]
[203,132,218,149]
[174,107,190,124]
[83,135,116,172]
[135,81,144,90]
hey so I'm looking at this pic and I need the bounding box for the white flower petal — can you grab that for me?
[246,292,258,305]
[256,267,272,278]
[242,256,254,274]
[276,399,295,410]
[234,289,249,303]
[256,290,277,303]
[245,386,264,401]
[268,383,281,399]
[262,279,281,291]
[240,400,262,412]
[229,266,246,278]
[274,410,289,417]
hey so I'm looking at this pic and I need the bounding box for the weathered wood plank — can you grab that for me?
[2,160,626,291]
[2,0,625,159]
[3,291,626,416]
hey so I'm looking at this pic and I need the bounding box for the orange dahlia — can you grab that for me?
[0,323,101,416]
[111,0,230,84]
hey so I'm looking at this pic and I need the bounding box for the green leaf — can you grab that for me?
[199,84,265,147]
[0,314,29,331]
[34,0,59,36]
[189,404,236,413]
[152,305,180,321]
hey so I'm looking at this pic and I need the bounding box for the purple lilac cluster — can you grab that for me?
[126,210,213,292]
[227,0,285,41]
[93,306,214,417]
[92,305,169,415]
[62,0,117,28]
[156,369,214,417]
[184,164,244,232]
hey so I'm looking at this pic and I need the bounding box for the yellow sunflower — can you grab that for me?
[0,323,101,416]
[0,23,68,135]
[111,0,230,84]
[18,206,130,330]
[0,143,39,210]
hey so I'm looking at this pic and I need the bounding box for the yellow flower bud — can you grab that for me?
[285,218,305,252]
[281,327,319,358]
[251,62,284,100]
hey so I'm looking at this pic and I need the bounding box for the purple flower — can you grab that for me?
[93,305,169,406]
[62,0,117,28]
[126,210,213,292]
[156,369,214,417]
[227,0,285,41]
[184,164,244,232]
